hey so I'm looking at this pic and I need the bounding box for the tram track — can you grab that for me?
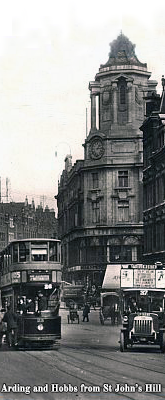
[60,343,165,375]
[23,346,165,400]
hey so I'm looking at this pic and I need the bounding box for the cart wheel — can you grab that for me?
[160,332,165,353]
[67,315,70,324]
[77,316,79,324]
[120,331,127,352]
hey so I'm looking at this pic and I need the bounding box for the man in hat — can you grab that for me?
[37,291,47,311]
[2,305,19,347]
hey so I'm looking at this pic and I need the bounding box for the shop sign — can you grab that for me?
[81,265,102,271]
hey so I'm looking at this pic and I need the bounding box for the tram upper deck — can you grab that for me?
[0,238,61,272]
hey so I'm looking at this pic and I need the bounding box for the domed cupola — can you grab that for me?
[101,32,147,68]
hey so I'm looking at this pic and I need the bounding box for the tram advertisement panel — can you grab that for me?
[121,269,133,288]
[156,269,165,288]
[121,268,165,288]
[134,269,155,288]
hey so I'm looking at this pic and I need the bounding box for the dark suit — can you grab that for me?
[3,309,19,346]
[38,295,47,311]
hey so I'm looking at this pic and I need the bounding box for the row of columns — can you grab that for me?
[90,82,133,129]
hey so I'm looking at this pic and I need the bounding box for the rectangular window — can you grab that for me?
[110,245,122,262]
[13,243,18,263]
[9,218,14,228]
[118,171,128,187]
[123,246,133,262]
[19,241,30,262]
[92,200,100,224]
[49,241,57,262]
[118,201,129,222]
[0,232,5,241]
[31,241,48,261]
[92,173,99,189]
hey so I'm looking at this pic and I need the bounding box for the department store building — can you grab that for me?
[56,33,158,289]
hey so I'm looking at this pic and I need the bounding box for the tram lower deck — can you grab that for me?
[0,238,62,349]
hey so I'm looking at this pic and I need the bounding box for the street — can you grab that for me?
[0,308,165,400]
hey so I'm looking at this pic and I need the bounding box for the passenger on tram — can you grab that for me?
[17,297,26,314]
[25,298,35,313]
[37,291,47,311]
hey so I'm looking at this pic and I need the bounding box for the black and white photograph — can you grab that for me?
[0,1,165,399]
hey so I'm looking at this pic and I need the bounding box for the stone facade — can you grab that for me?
[140,84,165,264]
[56,33,158,288]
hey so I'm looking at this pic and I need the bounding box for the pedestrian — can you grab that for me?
[37,291,47,311]
[83,303,90,322]
[2,305,19,347]
[0,308,6,347]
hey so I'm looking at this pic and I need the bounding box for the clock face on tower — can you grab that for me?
[89,138,104,160]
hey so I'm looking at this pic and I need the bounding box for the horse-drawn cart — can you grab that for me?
[67,302,79,324]
[99,292,120,325]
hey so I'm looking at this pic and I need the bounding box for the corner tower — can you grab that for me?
[82,33,158,284]
[88,33,154,135]
[56,33,158,289]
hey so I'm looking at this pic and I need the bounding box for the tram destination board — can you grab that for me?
[28,273,50,282]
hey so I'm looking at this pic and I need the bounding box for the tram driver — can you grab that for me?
[37,291,47,311]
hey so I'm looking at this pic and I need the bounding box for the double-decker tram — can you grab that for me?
[120,263,165,352]
[0,238,62,349]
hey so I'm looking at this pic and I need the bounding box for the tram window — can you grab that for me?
[49,241,57,261]
[19,242,30,262]
[13,243,18,263]
[31,248,48,261]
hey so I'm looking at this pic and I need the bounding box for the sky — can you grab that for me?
[0,0,165,213]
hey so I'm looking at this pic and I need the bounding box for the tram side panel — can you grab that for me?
[18,313,61,345]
